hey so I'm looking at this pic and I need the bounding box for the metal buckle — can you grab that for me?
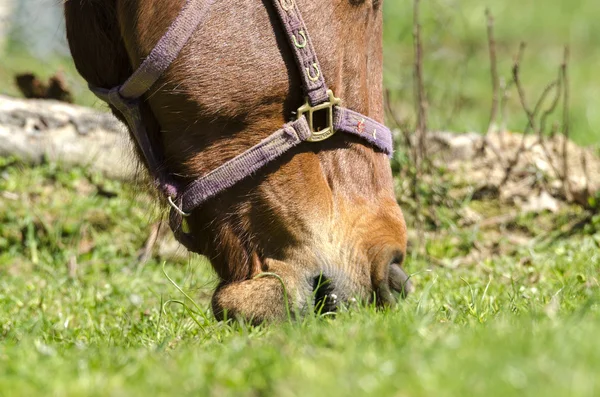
[297,89,341,142]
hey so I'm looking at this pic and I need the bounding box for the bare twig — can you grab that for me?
[499,77,514,150]
[538,70,563,139]
[521,81,559,154]
[500,43,529,186]
[532,81,559,137]
[532,66,564,181]
[411,0,430,252]
[67,255,78,279]
[561,46,572,200]
[384,89,412,151]
[482,136,506,165]
[550,121,560,141]
[413,0,428,165]
[512,43,535,134]
[582,153,590,199]
[501,43,562,187]
[485,8,500,135]
[479,211,520,228]
[532,62,564,180]
[138,221,161,266]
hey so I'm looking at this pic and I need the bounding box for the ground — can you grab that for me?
[1,157,598,396]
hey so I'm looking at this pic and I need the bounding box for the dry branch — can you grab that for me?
[501,43,566,187]
[486,8,500,135]
[413,0,428,164]
[538,73,562,140]
[561,46,572,200]
[384,89,412,152]
[138,222,161,267]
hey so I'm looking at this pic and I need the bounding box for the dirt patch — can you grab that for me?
[426,130,600,209]
[403,130,600,267]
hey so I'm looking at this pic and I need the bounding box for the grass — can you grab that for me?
[1,158,599,396]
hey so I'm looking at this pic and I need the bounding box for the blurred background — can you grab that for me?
[0,0,95,105]
[1,0,598,144]
[383,0,599,145]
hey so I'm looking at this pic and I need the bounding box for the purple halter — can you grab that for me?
[89,0,394,251]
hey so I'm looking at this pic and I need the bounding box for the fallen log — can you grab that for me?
[0,94,136,179]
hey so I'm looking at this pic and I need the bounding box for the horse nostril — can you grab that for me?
[389,263,413,298]
[371,249,407,307]
[312,275,338,314]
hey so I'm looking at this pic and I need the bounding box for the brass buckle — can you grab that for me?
[297,89,341,142]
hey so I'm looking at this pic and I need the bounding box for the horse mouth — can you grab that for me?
[310,264,413,316]
[313,275,338,314]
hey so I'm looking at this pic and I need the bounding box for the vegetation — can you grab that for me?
[1,155,599,396]
[384,0,600,145]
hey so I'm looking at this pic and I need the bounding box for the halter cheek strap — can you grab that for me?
[89,0,395,251]
[90,0,216,199]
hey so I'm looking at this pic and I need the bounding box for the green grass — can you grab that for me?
[1,159,599,396]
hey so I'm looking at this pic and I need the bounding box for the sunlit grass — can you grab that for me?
[0,159,599,396]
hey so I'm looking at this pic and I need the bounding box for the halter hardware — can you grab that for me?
[297,90,341,142]
[168,196,191,233]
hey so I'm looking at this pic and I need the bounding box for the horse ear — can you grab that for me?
[64,0,131,89]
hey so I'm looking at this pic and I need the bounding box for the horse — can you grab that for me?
[64,0,411,323]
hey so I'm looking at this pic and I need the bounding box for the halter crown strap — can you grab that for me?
[270,0,329,106]
[120,0,216,99]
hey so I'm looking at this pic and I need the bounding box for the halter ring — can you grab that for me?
[168,196,191,217]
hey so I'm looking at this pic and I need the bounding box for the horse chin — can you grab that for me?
[211,258,307,324]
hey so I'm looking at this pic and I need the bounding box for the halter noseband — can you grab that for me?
[89,0,394,251]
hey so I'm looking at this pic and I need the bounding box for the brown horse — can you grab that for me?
[64,0,410,323]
